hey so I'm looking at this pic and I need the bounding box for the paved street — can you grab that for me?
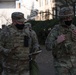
[36,45,55,75]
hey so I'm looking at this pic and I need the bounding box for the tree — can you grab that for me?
[0,11,12,28]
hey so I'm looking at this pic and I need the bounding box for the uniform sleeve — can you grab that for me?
[30,30,40,52]
[45,25,59,51]
[0,27,11,53]
[71,24,76,41]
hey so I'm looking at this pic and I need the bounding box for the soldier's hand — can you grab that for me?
[57,34,66,44]
[72,30,76,41]
[72,30,76,36]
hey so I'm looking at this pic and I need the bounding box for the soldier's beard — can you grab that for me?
[64,20,72,26]
[15,24,25,30]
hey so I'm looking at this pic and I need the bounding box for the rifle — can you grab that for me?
[29,49,42,75]
[29,50,42,59]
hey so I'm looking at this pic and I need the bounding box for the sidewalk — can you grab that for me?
[36,45,55,75]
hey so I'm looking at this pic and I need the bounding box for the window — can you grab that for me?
[39,0,41,7]
[17,2,21,8]
[41,0,43,6]
[40,0,43,7]
[52,0,55,3]
[45,0,49,5]
[0,0,16,8]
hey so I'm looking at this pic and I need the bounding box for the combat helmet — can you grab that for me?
[25,22,32,30]
[11,12,25,22]
[59,6,74,19]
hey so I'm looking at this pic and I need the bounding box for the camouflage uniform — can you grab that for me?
[0,12,40,75]
[45,7,76,75]
[0,28,3,75]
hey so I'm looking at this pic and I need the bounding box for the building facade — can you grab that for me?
[35,0,55,20]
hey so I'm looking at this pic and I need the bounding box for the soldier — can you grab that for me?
[0,28,3,75]
[45,6,76,75]
[24,22,32,30]
[0,12,40,75]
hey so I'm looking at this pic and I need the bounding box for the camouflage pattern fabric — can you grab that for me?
[0,52,3,75]
[0,23,40,75]
[59,7,74,18]
[0,29,3,75]
[11,12,25,22]
[45,24,76,75]
[2,70,29,75]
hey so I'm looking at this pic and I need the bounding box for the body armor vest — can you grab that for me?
[53,25,76,59]
[4,25,31,72]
